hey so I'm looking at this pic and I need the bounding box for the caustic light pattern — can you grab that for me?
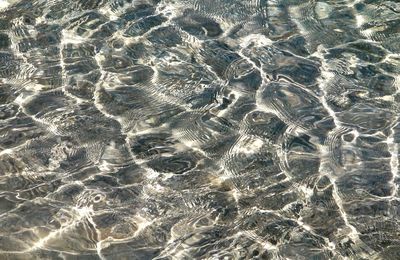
[0,0,400,259]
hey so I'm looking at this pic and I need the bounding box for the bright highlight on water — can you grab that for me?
[0,0,399,259]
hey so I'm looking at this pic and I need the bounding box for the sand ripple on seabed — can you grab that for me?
[0,0,400,259]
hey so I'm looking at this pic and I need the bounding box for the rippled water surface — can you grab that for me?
[1,0,400,259]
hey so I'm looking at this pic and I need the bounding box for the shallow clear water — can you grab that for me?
[0,0,400,259]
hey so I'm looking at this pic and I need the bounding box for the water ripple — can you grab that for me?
[1,0,400,259]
